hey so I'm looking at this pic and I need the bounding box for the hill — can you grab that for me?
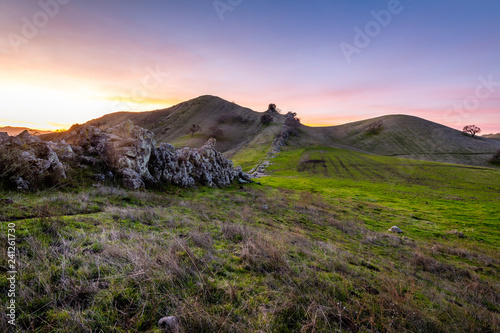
[299,115,500,167]
[0,126,51,136]
[41,96,500,168]
[41,96,285,153]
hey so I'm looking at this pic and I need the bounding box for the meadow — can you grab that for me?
[1,147,499,332]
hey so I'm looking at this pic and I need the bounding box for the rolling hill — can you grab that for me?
[41,96,285,153]
[300,115,500,167]
[40,95,500,168]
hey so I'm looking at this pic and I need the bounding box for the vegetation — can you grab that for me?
[1,146,499,332]
[463,125,481,137]
[260,114,273,125]
[187,124,201,137]
[366,121,383,135]
[490,148,500,165]
[209,125,224,139]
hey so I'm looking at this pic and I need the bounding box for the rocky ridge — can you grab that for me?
[0,121,251,191]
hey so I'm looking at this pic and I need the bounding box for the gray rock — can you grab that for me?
[388,226,403,233]
[121,168,145,190]
[15,177,30,191]
[49,140,75,161]
[158,316,179,332]
[1,121,251,191]
[0,132,9,144]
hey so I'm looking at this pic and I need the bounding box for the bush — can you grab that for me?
[208,125,224,138]
[217,114,251,125]
[490,148,500,164]
[260,114,273,125]
[366,121,383,135]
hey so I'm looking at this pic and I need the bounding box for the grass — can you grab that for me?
[1,147,499,332]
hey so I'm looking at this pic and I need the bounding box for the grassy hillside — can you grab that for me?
[42,96,284,153]
[1,147,498,332]
[302,115,500,167]
[40,97,500,168]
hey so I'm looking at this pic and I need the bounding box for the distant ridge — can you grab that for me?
[0,126,51,136]
[40,96,500,168]
[483,133,500,140]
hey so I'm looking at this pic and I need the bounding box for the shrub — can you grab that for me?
[366,121,383,135]
[260,114,273,125]
[208,125,224,138]
[489,148,500,164]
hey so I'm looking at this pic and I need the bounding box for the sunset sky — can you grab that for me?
[1,0,499,132]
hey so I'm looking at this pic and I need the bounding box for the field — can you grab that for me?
[1,147,499,332]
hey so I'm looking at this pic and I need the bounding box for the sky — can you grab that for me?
[0,0,499,133]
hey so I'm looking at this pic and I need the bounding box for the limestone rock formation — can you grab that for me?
[0,121,251,190]
[0,130,67,190]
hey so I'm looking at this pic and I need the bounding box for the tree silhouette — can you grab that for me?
[463,125,481,137]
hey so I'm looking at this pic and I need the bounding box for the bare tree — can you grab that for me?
[209,125,224,138]
[187,124,201,137]
[463,125,481,137]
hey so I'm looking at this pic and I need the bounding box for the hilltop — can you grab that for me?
[40,95,500,168]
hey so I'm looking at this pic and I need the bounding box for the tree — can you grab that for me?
[463,125,481,137]
[267,103,281,114]
[209,125,224,138]
[260,114,273,125]
[187,124,201,137]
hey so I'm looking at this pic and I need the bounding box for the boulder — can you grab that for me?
[158,316,179,332]
[15,177,30,191]
[0,131,67,190]
[0,132,9,144]
[1,121,251,190]
[388,226,403,233]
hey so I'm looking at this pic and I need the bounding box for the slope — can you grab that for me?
[300,115,500,167]
[41,96,285,153]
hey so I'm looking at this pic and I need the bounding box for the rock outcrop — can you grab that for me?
[0,121,251,191]
[0,130,67,190]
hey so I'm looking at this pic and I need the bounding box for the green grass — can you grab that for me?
[1,147,499,332]
[262,147,500,249]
